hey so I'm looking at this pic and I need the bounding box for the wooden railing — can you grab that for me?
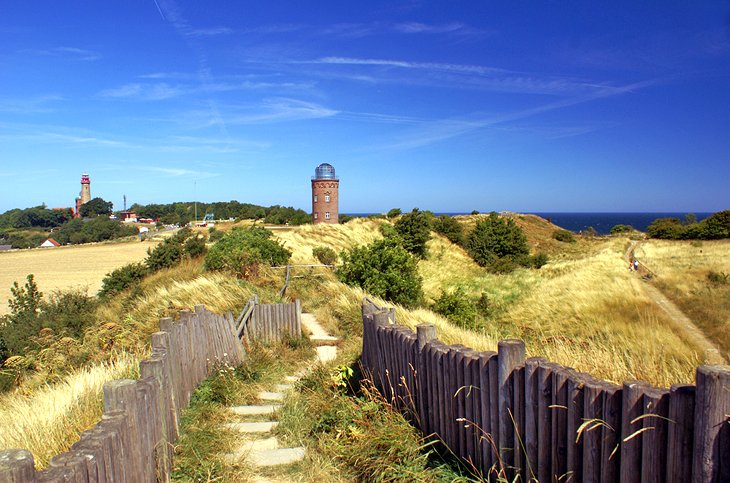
[360,299,730,482]
[0,304,245,482]
[235,297,301,346]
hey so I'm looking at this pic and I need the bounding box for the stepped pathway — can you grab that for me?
[220,312,340,480]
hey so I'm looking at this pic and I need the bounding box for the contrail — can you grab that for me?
[153,0,166,21]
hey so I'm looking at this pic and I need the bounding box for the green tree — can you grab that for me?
[146,227,201,271]
[433,215,464,245]
[204,226,291,277]
[465,212,529,271]
[432,287,478,329]
[393,208,432,258]
[386,208,402,218]
[647,218,683,239]
[337,238,423,307]
[99,263,149,298]
[79,197,113,217]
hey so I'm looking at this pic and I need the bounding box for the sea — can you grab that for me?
[344,212,712,235]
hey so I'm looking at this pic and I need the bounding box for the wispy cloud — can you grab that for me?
[222,98,338,125]
[22,46,100,61]
[394,22,464,34]
[303,56,614,96]
[99,83,185,100]
[189,27,233,37]
[374,78,661,151]
[0,95,64,114]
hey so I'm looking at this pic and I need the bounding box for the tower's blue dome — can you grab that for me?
[314,163,336,180]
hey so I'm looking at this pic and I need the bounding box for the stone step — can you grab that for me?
[223,437,280,463]
[224,421,278,433]
[258,391,285,402]
[229,405,281,416]
[309,335,339,346]
[249,447,306,467]
[315,345,338,363]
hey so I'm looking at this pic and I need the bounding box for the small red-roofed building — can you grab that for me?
[40,238,61,248]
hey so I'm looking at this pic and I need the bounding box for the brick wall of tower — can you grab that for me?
[311,179,339,224]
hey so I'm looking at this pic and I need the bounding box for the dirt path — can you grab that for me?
[626,241,727,365]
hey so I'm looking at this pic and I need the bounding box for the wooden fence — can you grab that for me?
[361,299,730,482]
[234,297,302,345]
[0,304,245,482]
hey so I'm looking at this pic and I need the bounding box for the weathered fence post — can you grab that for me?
[524,357,547,482]
[416,324,437,433]
[0,449,36,482]
[692,364,730,482]
[620,380,650,483]
[666,384,695,482]
[497,339,526,478]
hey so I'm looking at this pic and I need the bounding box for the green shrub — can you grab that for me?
[647,218,683,239]
[393,208,431,258]
[184,233,207,258]
[552,229,576,243]
[99,263,149,298]
[531,252,549,269]
[432,288,478,329]
[313,246,337,266]
[208,227,224,242]
[386,208,402,218]
[204,226,291,277]
[433,215,464,245]
[465,212,529,272]
[337,239,423,307]
[707,270,729,285]
[339,214,354,224]
[610,224,634,235]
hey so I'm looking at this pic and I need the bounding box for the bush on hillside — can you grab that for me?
[184,233,207,258]
[208,227,225,242]
[465,212,530,272]
[610,224,634,235]
[394,208,431,258]
[204,226,291,278]
[339,214,354,224]
[432,288,478,329]
[313,246,337,266]
[531,252,549,269]
[337,239,423,307]
[647,211,730,240]
[647,218,684,239]
[99,262,149,298]
[386,208,402,218]
[433,215,464,245]
[552,229,576,243]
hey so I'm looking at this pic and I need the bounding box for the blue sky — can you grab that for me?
[1,1,729,214]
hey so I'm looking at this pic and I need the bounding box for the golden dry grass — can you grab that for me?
[272,218,386,264]
[638,239,730,358]
[281,221,702,387]
[0,240,154,314]
[0,353,139,469]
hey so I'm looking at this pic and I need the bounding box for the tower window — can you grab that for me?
[325,194,331,203]
[314,195,318,202]
[314,212,318,219]
[325,212,331,220]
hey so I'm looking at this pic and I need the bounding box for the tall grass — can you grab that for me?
[284,223,701,387]
[0,353,138,469]
[638,239,730,359]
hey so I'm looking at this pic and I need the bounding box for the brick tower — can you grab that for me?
[311,163,339,224]
[74,173,91,218]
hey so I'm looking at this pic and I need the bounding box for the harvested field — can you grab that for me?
[0,240,154,314]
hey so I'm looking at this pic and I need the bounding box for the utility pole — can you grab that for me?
[194,181,197,225]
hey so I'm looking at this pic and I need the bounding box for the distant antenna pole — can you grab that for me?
[123,194,127,211]
[194,181,197,224]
